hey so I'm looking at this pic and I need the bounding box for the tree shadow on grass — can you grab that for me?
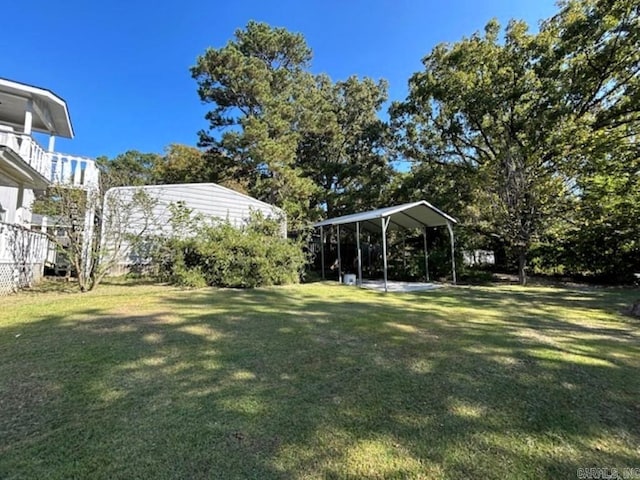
[1,284,639,479]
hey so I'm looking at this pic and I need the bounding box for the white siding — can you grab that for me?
[105,183,284,233]
[0,187,18,223]
[0,186,35,225]
[102,183,286,271]
[21,189,35,224]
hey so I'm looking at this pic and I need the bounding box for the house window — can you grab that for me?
[0,203,5,223]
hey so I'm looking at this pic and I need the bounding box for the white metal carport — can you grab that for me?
[313,201,458,292]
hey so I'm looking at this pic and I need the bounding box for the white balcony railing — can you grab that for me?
[0,130,98,189]
[0,222,49,263]
[49,152,100,188]
[20,134,51,181]
[0,221,50,294]
[0,129,20,153]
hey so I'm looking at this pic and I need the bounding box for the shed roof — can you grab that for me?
[313,201,457,233]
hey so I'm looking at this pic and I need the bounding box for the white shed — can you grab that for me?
[101,182,286,273]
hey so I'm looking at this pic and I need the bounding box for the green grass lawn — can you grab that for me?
[1,281,639,479]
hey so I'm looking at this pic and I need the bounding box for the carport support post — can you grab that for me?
[381,216,390,293]
[402,233,406,274]
[423,226,429,282]
[336,224,342,283]
[320,226,325,280]
[447,221,456,285]
[356,222,362,287]
[368,235,372,272]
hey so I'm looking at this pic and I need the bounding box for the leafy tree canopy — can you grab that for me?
[192,21,394,228]
[392,0,639,284]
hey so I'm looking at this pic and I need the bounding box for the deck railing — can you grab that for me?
[0,129,20,153]
[0,130,98,189]
[0,222,49,263]
[0,221,49,294]
[20,134,51,181]
[49,152,100,188]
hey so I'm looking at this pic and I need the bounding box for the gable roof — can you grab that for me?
[313,201,457,233]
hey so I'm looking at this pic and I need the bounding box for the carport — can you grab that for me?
[313,201,458,292]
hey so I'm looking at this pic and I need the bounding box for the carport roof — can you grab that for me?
[313,201,457,233]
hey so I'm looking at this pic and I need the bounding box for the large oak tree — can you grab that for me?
[392,0,639,284]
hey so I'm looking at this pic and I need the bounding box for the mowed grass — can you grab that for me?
[1,281,639,479]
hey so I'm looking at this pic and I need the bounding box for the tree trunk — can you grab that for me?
[518,251,527,286]
[87,273,103,292]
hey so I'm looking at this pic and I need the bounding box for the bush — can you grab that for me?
[154,216,305,288]
[173,265,208,288]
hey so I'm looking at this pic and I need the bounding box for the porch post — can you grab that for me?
[24,100,33,135]
[47,135,56,153]
[356,221,362,286]
[423,226,430,282]
[381,216,389,293]
[16,186,24,211]
[320,226,325,280]
[447,221,456,285]
[336,224,342,283]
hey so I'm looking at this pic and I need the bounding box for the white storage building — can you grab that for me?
[102,182,286,273]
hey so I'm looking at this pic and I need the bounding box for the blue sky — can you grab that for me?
[1,0,557,159]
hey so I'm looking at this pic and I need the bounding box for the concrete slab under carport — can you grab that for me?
[359,280,442,293]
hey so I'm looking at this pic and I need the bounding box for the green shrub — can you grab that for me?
[153,216,305,288]
[173,265,208,288]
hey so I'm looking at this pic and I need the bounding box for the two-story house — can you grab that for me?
[0,78,99,294]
